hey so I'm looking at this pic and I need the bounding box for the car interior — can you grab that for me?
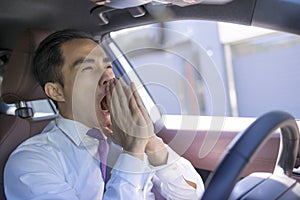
[0,0,300,199]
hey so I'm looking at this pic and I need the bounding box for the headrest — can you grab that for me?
[1,29,53,104]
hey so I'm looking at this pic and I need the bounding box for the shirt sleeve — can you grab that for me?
[4,145,80,200]
[151,146,205,200]
[104,153,155,200]
[105,149,205,200]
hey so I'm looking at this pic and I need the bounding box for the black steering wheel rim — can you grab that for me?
[201,111,299,200]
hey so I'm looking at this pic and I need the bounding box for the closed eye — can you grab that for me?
[81,66,94,71]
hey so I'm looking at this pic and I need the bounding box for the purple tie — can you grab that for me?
[87,128,109,181]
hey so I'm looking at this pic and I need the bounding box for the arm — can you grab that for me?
[150,146,205,200]
[103,153,154,200]
[103,78,156,199]
[4,146,79,200]
[133,80,204,195]
[105,79,204,199]
[146,137,200,189]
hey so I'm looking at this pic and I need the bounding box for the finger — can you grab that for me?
[110,79,134,134]
[128,83,148,124]
[107,79,122,127]
[128,84,151,136]
[119,78,134,107]
[108,111,125,145]
[107,79,119,114]
[106,81,119,129]
[130,83,144,110]
[127,83,139,114]
[110,131,123,147]
[129,98,145,128]
[117,79,141,120]
[105,81,112,110]
[130,83,151,122]
[109,79,124,117]
[114,78,130,110]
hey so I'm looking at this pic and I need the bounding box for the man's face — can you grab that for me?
[59,38,114,133]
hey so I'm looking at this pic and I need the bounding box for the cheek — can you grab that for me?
[73,75,98,98]
[72,87,97,108]
[71,87,99,126]
[71,77,99,110]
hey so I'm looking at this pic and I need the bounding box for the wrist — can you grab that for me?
[123,139,148,161]
[123,150,145,161]
[146,137,168,166]
[147,148,168,166]
[145,137,165,153]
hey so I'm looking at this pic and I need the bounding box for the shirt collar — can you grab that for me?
[55,115,91,146]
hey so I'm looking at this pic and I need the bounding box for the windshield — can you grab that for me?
[110,20,300,119]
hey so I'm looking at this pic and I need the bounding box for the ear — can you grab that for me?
[44,82,65,102]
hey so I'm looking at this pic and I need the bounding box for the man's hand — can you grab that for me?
[106,80,197,188]
[106,78,154,160]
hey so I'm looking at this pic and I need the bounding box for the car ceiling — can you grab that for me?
[0,0,299,50]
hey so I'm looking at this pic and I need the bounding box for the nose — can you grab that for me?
[98,68,115,86]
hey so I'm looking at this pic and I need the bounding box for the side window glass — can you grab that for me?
[0,50,58,118]
[27,99,58,119]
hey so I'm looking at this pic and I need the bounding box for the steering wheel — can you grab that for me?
[201,111,299,199]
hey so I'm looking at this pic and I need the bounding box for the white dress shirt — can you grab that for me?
[4,116,204,199]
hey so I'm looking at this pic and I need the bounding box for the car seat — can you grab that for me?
[0,29,55,199]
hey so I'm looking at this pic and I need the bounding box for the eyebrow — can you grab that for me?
[72,57,111,68]
[72,58,95,68]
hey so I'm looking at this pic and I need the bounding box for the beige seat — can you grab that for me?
[0,29,55,199]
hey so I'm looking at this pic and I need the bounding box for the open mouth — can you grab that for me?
[100,95,109,112]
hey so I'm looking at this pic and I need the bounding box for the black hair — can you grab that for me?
[33,29,94,89]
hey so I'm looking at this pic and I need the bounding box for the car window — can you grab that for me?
[1,50,58,118]
[110,20,300,119]
[0,51,58,118]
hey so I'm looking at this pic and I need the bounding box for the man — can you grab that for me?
[4,29,204,199]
